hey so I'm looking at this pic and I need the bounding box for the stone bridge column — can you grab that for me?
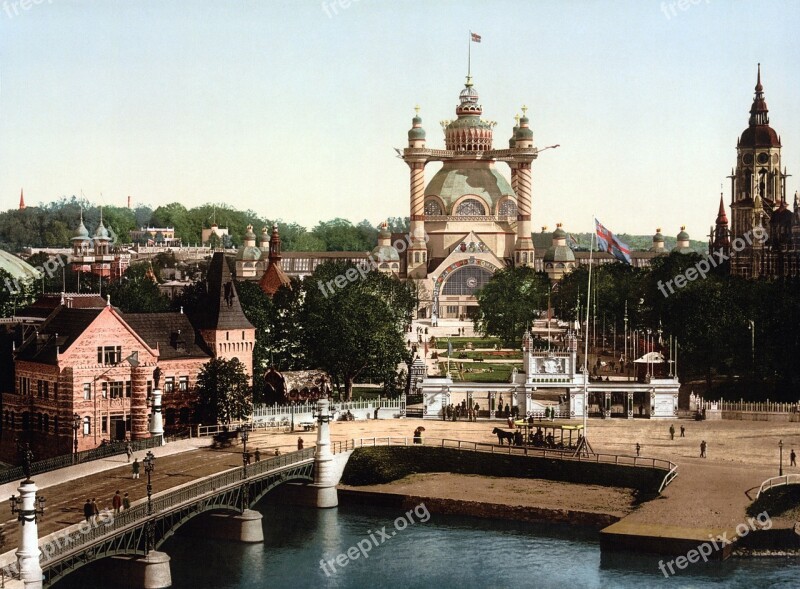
[149,389,164,444]
[130,365,150,441]
[15,480,43,589]
[312,397,338,508]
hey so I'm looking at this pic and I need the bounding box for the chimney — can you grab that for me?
[127,195,131,209]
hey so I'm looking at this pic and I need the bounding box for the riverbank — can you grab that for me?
[338,472,637,529]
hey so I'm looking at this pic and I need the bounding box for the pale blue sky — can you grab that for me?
[1,0,799,239]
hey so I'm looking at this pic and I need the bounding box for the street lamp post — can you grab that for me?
[779,439,784,477]
[143,450,155,555]
[72,413,80,461]
[240,424,251,512]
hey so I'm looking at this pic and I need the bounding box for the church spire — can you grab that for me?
[749,63,769,126]
[18,188,25,210]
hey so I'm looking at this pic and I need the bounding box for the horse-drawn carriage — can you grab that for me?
[492,423,584,451]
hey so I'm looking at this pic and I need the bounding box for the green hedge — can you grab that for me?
[341,446,666,494]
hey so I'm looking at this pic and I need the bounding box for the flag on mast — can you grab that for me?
[594,218,632,264]
[470,32,481,43]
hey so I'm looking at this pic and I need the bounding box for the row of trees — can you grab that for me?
[0,196,410,253]
[525,253,800,400]
[177,260,417,402]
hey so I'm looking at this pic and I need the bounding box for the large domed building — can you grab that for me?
[401,77,540,320]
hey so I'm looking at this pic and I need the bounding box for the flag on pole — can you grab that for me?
[470,32,481,43]
[568,234,579,249]
[595,218,632,264]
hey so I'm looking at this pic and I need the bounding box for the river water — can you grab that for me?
[55,500,799,589]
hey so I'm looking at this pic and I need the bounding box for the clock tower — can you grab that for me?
[729,64,788,278]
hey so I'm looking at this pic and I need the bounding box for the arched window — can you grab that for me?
[498,200,517,217]
[424,200,443,215]
[442,266,494,296]
[455,199,486,216]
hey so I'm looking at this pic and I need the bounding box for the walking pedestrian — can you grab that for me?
[700,440,707,458]
[132,458,140,479]
[125,443,133,463]
[669,424,675,440]
[297,437,304,451]
[636,443,641,457]
[112,490,122,514]
[83,499,93,522]
[122,493,131,511]
[91,498,99,522]
[791,449,797,467]
[680,425,685,438]
[274,448,280,456]
[254,448,261,462]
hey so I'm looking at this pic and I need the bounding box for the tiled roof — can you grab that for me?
[193,253,254,331]
[122,313,211,360]
[259,261,291,296]
[15,307,104,363]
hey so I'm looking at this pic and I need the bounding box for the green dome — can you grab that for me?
[543,245,575,263]
[244,224,256,241]
[509,123,519,148]
[72,219,90,240]
[653,229,664,242]
[94,222,109,240]
[424,163,514,214]
[237,245,262,261]
[0,249,41,281]
[552,226,567,239]
[516,117,533,141]
[677,228,690,241]
[408,126,426,141]
[372,244,400,263]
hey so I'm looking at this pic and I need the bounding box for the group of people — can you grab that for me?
[443,400,480,422]
[84,492,131,522]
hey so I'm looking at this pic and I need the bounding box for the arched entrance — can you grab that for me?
[434,260,498,319]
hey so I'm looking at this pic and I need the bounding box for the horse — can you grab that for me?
[492,427,515,446]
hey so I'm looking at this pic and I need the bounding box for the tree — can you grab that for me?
[195,357,253,425]
[301,261,416,400]
[106,263,170,313]
[474,267,550,346]
[0,268,36,317]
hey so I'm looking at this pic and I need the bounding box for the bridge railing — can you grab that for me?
[37,447,317,567]
[756,473,800,498]
[352,437,676,472]
[0,435,163,486]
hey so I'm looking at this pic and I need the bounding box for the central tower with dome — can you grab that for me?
[401,76,540,320]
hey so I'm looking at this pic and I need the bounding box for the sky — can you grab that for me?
[1,0,799,240]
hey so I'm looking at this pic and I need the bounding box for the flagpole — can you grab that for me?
[467,30,471,78]
[583,222,595,441]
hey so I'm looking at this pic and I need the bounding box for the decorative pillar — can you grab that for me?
[15,481,43,589]
[407,160,428,278]
[131,365,150,441]
[627,392,633,419]
[514,161,535,266]
[603,392,611,419]
[312,397,337,508]
[150,389,164,444]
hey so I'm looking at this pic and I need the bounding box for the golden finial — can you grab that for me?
[514,113,520,125]
[521,105,528,116]
[414,104,420,116]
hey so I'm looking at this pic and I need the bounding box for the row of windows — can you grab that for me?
[17,377,59,400]
[80,376,190,399]
[423,198,518,217]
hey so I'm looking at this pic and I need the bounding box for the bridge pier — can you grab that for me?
[205,509,264,543]
[310,397,338,508]
[107,551,172,589]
